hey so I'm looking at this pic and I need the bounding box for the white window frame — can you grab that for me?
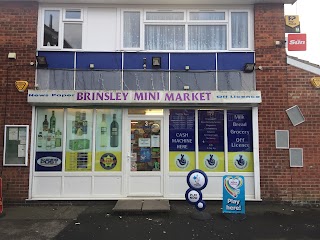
[229,9,253,51]
[121,8,252,52]
[39,7,84,50]
[3,125,29,166]
[121,9,143,51]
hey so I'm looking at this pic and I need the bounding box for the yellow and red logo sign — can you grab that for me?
[15,80,29,92]
[311,77,320,88]
[288,34,306,51]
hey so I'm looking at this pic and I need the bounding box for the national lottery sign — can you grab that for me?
[222,175,245,214]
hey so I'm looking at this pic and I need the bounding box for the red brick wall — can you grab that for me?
[0,1,38,202]
[255,4,320,202]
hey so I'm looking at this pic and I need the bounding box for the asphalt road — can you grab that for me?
[0,201,319,240]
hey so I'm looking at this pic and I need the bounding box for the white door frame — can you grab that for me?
[125,115,164,197]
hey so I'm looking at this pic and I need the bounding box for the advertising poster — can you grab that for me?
[35,108,64,171]
[227,110,253,172]
[198,110,225,172]
[169,109,195,171]
[222,175,245,214]
[95,109,122,171]
[65,109,93,171]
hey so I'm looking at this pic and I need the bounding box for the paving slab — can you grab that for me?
[142,200,170,212]
[112,200,143,212]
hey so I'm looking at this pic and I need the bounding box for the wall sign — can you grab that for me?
[28,90,262,105]
[288,34,307,51]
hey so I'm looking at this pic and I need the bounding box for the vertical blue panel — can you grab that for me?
[38,51,75,69]
[123,52,169,70]
[222,175,245,214]
[217,52,254,71]
[76,52,122,70]
[170,53,216,70]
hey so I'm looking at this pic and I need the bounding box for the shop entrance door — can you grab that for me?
[127,117,163,197]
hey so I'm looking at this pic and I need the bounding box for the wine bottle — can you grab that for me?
[100,114,107,147]
[50,110,56,132]
[110,114,119,147]
[37,132,43,148]
[43,115,49,132]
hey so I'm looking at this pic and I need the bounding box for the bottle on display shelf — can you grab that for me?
[51,130,56,148]
[100,113,107,147]
[81,112,87,134]
[46,129,52,150]
[37,132,43,148]
[55,129,62,148]
[43,114,49,132]
[110,113,119,147]
[50,110,56,132]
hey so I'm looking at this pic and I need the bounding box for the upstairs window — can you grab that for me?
[42,9,83,49]
[122,9,251,51]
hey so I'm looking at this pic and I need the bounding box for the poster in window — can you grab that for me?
[227,110,253,172]
[169,109,196,171]
[65,108,93,171]
[35,108,64,171]
[198,110,225,172]
[95,109,122,171]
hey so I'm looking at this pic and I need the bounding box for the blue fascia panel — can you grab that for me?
[217,52,255,71]
[76,52,122,70]
[37,51,75,69]
[170,53,216,71]
[123,52,169,70]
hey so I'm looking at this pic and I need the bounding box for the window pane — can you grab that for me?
[190,12,225,20]
[188,25,226,50]
[231,12,248,48]
[43,10,60,47]
[64,23,82,49]
[145,25,185,50]
[123,11,140,48]
[65,109,93,172]
[65,10,81,19]
[146,12,184,20]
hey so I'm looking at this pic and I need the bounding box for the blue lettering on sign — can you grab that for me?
[35,152,62,172]
[37,157,62,167]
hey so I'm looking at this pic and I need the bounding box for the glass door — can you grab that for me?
[127,117,163,197]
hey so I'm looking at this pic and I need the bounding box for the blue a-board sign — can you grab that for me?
[169,109,195,151]
[222,175,245,214]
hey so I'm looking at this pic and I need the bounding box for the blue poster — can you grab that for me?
[169,109,195,151]
[227,110,253,152]
[198,110,224,151]
[222,175,245,214]
[35,152,62,171]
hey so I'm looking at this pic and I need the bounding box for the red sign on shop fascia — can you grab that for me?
[288,33,307,51]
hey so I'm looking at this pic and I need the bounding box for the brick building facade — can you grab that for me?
[0,0,319,203]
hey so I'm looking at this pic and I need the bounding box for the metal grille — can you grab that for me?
[275,130,289,149]
[286,105,305,126]
[289,148,303,167]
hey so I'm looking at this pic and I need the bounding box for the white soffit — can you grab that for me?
[287,57,320,76]
[0,0,297,4]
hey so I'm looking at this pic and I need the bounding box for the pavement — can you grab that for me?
[0,200,320,240]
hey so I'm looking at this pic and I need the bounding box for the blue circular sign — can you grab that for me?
[186,169,208,191]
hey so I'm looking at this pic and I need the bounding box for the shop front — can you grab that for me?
[28,90,261,200]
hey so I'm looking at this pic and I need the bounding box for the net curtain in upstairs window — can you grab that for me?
[188,25,227,50]
[123,11,140,48]
[231,12,248,48]
[145,25,185,50]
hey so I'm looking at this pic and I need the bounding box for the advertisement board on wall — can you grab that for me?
[169,109,195,171]
[198,110,225,172]
[227,110,253,172]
